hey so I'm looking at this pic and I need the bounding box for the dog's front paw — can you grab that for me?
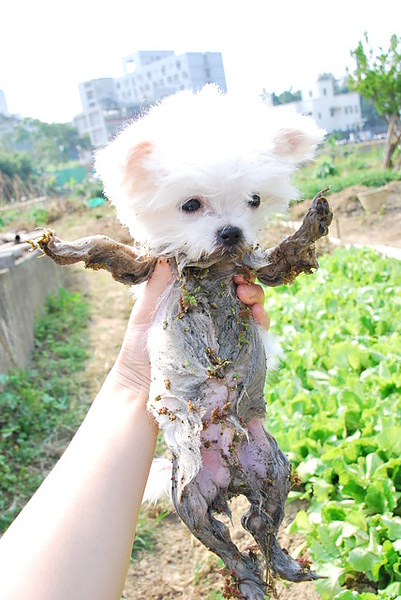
[304,188,333,241]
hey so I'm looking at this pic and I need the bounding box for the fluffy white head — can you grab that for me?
[95,85,324,267]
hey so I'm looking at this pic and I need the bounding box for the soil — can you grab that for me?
[47,182,401,600]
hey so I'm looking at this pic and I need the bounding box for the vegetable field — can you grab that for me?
[265,247,401,599]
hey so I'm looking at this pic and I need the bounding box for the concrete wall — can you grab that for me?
[0,250,65,375]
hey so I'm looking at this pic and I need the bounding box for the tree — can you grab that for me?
[0,117,91,167]
[348,33,401,168]
[272,89,302,106]
[0,151,35,201]
[360,97,387,134]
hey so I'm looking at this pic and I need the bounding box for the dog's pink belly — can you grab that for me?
[197,423,233,499]
[239,418,271,479]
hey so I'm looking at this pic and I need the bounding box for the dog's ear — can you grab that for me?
[95,135,155,202]
[272,113,325,164]
[123,141,154,189]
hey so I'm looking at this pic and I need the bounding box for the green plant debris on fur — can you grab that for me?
[0,288,90,532]
[264,247,401,599]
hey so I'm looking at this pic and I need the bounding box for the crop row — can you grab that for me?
[264,247,401,599]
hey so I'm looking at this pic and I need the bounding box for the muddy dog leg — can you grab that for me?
[239,420,321,582]
[172,461,267,600]
[30,230,157,285]
[242,189,333,287]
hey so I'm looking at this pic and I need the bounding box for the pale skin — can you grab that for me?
[0,260,270,600]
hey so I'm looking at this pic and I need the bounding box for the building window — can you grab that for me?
[309,90,312,97]
[176,60,181,70]
[86,90,94,100]
[323,88,327,96]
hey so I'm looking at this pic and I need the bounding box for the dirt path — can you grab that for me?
[55,182,400,600]
[55,209,134,397]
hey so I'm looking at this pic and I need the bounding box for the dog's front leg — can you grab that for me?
[242,189,333,287]
[30,230,157,285]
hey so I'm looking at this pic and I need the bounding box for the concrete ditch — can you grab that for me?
[0,246,65,375]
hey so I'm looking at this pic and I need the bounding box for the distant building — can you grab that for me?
[278,75,363,135]
[74,51,226,148]
[0,89,9,116]
[74,78,122,148]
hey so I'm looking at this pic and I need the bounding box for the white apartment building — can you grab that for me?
[74,78,120,147]
[287,75,363,135]
[115,51,226,106]
[74,51,226,148]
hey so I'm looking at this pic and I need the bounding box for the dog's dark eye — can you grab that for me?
[249,194,261,209]
[182,198,202,213]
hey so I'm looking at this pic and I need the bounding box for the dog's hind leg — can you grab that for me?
[239,419,321,582]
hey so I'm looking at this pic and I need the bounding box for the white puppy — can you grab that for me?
[93,85,330,599]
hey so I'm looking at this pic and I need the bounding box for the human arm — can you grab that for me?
[0,260,172,600]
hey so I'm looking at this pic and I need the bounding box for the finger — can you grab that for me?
[251,303,270,331]
[234,274,256,285]
[236,282,265,306]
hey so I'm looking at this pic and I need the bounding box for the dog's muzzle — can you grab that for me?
[217,226,243,248]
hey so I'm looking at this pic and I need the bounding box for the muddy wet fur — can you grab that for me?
[33,190,332,599]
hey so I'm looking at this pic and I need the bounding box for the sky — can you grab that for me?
[1,0,400,124]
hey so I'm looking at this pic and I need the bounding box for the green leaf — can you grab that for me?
[333,591,356,600]
[376,427,401,457]
[365,480,396,513]
[348,546,379,573]
[381,515,401,541]
[381,581,401,597]
[314,563,345,599]
[297,457,322,479]
[287,510,314,534]
[365,452,385,479]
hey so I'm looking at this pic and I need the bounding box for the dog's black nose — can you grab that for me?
[217,226,243,247]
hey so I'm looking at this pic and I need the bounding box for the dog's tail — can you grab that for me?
[142,457,173,504]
